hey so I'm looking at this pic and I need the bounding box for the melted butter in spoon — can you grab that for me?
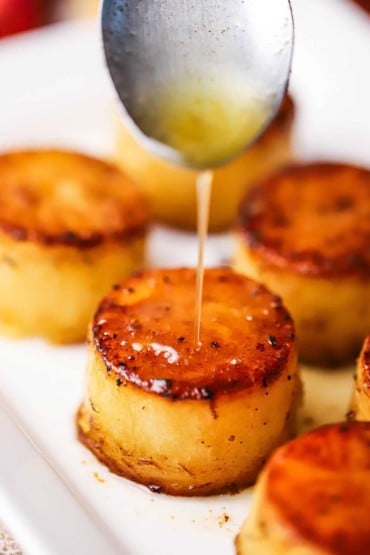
[135,79,269,167]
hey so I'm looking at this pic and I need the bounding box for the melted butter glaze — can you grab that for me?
[93,268,295,400]
[0,150,148,248]
[239,163,370,278]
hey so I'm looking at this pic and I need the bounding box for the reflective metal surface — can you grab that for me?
[102,0,294,168]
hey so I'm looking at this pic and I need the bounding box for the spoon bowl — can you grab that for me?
[102,0,294,169]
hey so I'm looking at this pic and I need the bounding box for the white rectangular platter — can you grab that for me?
[0,1,369,554]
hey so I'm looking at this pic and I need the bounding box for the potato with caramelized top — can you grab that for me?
[350,336,370,421]
[77,267,300,496]
[234,163,370,366]
[0,150,148,344]
[236,421,370,555]
[115,95,295,231]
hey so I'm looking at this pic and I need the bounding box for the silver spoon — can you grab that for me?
[102,0,294,169]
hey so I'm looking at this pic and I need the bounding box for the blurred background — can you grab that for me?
[0,0,99,37]
[0,0,368,38]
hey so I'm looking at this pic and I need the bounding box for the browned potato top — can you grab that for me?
[93,268,295,400]
[359,335,370,399]
[0,150,148,248]
[264,422,370,555]
[239,163,370,277]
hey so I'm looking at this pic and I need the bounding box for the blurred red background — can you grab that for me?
[354,0,370,12]
[0,0,46,36]
[0,0,98,37]
[0,0,368,39]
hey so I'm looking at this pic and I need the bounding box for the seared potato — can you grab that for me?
[236,421,370,555]
[77,268,300,496]
[234,163,370,366]
[115,96,295,231]
[350,336,370,421]
[0,150,148,344]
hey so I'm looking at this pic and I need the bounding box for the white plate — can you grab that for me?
[0,2,369,554]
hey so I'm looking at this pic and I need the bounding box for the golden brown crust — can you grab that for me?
[238,163,370,278]
[92,268,295,400]
[350,336,370,421]
[360,336,370,399]
[0,150,148,248]
[265,422,370,555]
